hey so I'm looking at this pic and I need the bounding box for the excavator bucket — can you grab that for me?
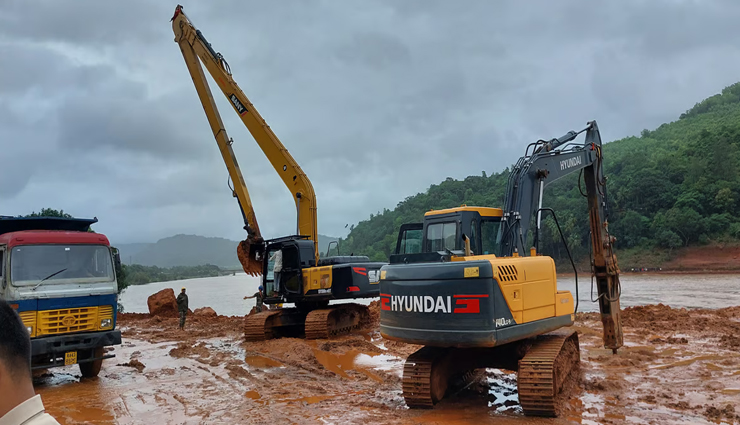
[237,237,264,277]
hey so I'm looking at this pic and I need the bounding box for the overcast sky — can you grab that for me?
[2,0,740,245]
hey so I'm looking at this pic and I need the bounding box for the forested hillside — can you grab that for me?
[336,83,740,267]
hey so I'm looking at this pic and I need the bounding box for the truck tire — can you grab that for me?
[79,347,104,378]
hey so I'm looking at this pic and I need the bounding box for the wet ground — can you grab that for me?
[34,301,740,424]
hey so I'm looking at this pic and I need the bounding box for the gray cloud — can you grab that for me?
[2,0,740,245]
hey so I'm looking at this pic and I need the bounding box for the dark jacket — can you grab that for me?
[176,293,188,312]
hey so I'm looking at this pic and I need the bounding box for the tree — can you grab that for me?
[23,208,72,218]
[713,188,735,214]
[22,208,95,232]
[611,211,650,248]
[656,230,682,254]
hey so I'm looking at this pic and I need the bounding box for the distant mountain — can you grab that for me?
[116,243,150,261]
[317,234,339,256]
[115,233,339,268]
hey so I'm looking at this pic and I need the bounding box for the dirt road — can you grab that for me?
[34,302,740,424]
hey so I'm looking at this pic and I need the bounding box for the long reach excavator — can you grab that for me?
[379,121,623,416]
[171,5,384,341]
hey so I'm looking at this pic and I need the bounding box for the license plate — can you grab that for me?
[64,351,77,366]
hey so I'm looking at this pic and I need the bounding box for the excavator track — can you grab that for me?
[401,347,482,409]
[304,303,368,340]
[517,330,580,417]
[244,310,282,341]
[402,347,448,408]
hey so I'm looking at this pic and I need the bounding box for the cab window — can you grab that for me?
[469,220,478,255]
[399,229,422,254]
[425,222,457,252]
[481,219,501,255]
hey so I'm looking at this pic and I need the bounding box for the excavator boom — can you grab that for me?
[171,5,319,273]
[500,121,623,351]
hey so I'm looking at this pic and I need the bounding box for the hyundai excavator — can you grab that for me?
[379,120,623,416]
[171,5,385,341]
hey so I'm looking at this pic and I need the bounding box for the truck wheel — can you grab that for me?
[79,347,104,378]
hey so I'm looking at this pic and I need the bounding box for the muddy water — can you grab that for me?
[34,340,203,424]
[118,273,262,316]
[119,273,740,316]
[559,273,740,312]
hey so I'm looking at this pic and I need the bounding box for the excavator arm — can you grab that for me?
[171,5,319,272]
[500,121,623,352]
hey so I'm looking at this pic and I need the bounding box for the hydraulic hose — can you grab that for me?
[535,208,579,314]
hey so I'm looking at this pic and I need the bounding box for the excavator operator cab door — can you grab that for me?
[394,223,423,255]
[421,211,474,253]
[263,238,316,298]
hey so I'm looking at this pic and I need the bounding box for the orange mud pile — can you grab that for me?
[34,303,740,425]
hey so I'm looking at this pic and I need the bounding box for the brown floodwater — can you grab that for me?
[118,273,740,316]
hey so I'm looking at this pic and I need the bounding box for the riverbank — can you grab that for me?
[556,243,740,275]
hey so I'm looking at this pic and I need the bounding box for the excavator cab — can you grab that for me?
[262,236,316,300]
[391,206,503,263]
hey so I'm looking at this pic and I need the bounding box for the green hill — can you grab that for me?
[336,82,740,267]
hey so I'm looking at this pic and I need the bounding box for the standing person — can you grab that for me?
[270,249,282,294]
[244,286,265,313]
[0,301,61,425]
[176,287,189,330]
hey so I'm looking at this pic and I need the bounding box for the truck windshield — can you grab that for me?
[10,244,114,286]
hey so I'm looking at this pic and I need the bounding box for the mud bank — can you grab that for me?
[34,302,740,424]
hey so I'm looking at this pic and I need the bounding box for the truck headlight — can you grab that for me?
[100,319,112,329]
[26,326,33,335]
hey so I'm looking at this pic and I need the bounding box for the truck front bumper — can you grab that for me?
[31,330,122,370]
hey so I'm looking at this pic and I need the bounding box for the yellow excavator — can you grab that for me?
[171,5,385,340]
[380,121,623,415]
